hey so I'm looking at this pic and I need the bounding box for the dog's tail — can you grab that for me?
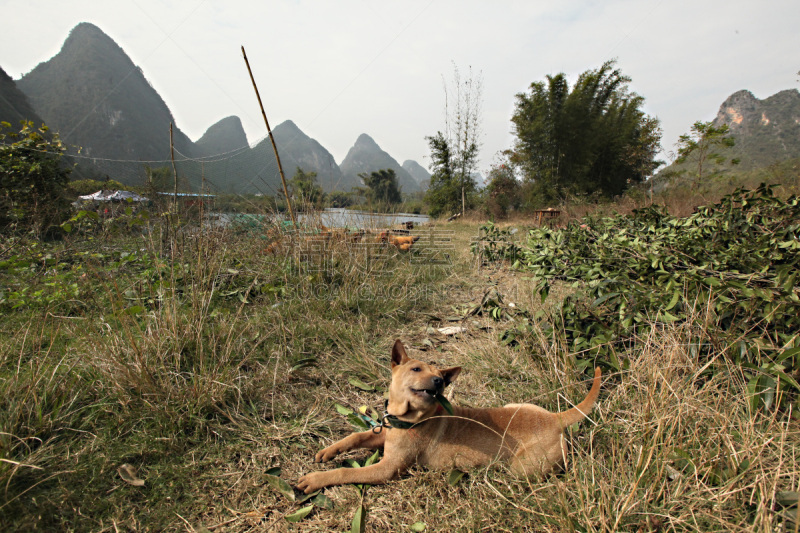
[557,367,602,428]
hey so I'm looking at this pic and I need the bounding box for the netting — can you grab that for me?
[59,130,292,198]
[3,125,433,232]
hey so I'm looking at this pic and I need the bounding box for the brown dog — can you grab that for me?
[297,340,601,493]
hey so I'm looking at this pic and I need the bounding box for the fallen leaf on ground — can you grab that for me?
[117,464,145,486]
[437,326,466,336]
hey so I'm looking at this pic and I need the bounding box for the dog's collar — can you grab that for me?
[380,399,417,430]
[383,413,418,430]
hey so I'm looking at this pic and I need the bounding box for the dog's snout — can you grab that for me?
[432,376,443,388]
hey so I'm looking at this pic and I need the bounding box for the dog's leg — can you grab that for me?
[314,430,386,463]
[297,454,409,493]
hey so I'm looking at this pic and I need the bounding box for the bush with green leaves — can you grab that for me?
[476,184,800,411]
[68,177,127,195]
[0,121,72,234]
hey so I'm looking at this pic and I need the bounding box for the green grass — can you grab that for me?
[1,217,798,532]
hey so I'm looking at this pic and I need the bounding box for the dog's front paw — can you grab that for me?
[314,446,340,463]
[297,471,328,494]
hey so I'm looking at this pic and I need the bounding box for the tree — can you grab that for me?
[424,132,461,218]
[0,120,72,234]
[359,169,402,208]
[674,121,738,189]
[425,64,483,217]
[511,60,662,205]
[327,190,354,208]
[484,157,521,219]
[289,167,324,210]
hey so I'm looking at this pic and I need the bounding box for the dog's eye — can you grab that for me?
[411,367,421,372]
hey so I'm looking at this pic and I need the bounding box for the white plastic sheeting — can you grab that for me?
[77,190,148,202]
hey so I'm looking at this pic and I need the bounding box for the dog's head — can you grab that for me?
[387,339,461,423]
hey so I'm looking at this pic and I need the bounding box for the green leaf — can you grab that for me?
[297,490,318,503]
[351,504,366,533]
[762,375,776,411]
[435,394,454,415]
[264,473,295,501]
[777,347,800,365]
[591,292,619,307]
[335,403,354,416]
[665,290,680,311]
[348,377,376,391]
[774,369,800,393]
[410,522,427,532]
[285,505,314,522]
[607,350,621,371]
[346,413,370,430]
[290,357,317,373]
[660,311,679,323]
[364,449,380,467]
[447,468,466,486]
[746,376,760,411]
[776,491,799,508]
[265,466,281,477]
[312,493,334,510]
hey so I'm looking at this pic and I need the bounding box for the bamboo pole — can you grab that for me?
[200,161,205,228]
[241,46,296,227]
[170,122,178,212]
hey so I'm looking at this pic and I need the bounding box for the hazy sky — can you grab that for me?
[1,0,798,174]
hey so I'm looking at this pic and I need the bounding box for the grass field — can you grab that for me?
[1,215,798,532]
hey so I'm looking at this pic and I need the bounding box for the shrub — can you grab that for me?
[475,184,800,411]
[0,121,72,235]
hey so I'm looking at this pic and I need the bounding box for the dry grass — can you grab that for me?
[1,219,798,532]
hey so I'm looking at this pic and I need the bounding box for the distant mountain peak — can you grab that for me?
[196,115,248,157]
[18,21,195,165]
[0,66,44,125]
[402,159,430,190]
[69,21,107,37]
[722,89,758,104]
[267,120,353,192]
[340,134,420,192]
[355,133,379,147]
[714,88,800,133]
[715,90,759,130]
[11,22,421,196]
[654,87,800,186]
[276,119,300,131]
[59,22,127,59]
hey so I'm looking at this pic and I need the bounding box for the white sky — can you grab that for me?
[1,0,798,175]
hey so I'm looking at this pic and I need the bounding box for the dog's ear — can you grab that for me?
[391,339,409,367]
[440,367,462,386]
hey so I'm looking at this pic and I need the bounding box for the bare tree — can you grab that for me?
[426,63,483,216]
[443,63,484,185]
